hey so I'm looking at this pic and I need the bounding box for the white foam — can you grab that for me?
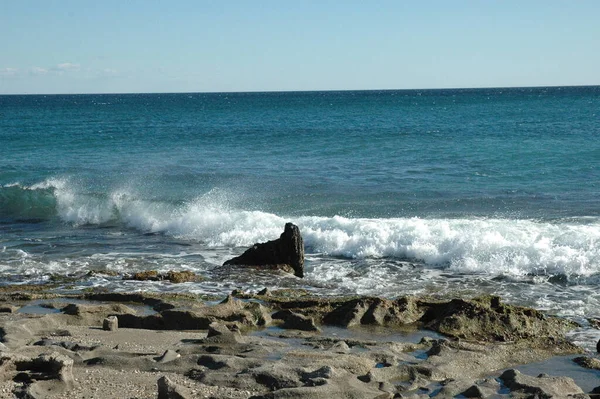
[298,217,600,277]
[23,178,600,278]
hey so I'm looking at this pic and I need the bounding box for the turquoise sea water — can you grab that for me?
[1,87,600,343]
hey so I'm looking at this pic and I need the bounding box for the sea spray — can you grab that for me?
[2,178,600,278]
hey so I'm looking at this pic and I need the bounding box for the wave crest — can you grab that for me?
[3,178,600,278]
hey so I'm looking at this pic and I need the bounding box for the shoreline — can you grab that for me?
[1,286,599,398]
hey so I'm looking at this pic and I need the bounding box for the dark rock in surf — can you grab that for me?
[223,223,304,278]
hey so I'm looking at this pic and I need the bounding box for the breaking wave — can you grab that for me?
[3,178,600,278]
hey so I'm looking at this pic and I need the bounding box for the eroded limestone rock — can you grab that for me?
[499,368,585,398]
[157,375,191,399]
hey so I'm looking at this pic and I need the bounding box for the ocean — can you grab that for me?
[1,87,600,345]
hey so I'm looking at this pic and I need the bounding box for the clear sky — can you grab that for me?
[1,0,599,94]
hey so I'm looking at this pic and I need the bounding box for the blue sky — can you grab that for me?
[1,1,599,94]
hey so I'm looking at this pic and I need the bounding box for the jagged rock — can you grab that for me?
[223,223,304,278]
[207,321,234,338]
[157,376,191,399]
[425,339,451,357]
[330,341,351,353]
[33,339,97,352]
[322,297,422,328]
[203,322,243,344]
[272,310,320,332]
[460,384,486,398]
[130,270,160,281]
[421,295,579,343]
[117,296,271,331]
[430,378,500,398]
[253,363,303,390]
[62,303,136,317]
[0,304,19,313]
[259,294,579,348]
[125,270,199,283]
[248,368,390,399]
[83,292,177,311]
[103,315,118,331]
[301,365,335,383]
[499,368,585,398]
[0,353,75,398]
[574,356,600,370]
[165,270,197,283]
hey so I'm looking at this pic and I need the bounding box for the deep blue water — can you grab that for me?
[1,87,600,336]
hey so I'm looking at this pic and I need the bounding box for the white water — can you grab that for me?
[9,178,600,279]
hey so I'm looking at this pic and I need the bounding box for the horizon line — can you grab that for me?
[1,83,598,96]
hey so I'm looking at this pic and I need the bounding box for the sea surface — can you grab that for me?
[1,87,600,347]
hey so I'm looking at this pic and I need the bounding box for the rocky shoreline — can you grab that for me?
[0,286,599,399]
[1,225,599,398]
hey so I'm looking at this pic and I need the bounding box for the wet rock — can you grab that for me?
[118,296,271,331]
[165,270,197,283]
[125,270,200,283]
[499,368,585,398]
[62,303,136,317]
[157,375,191,399]
[224,222,304,278]
[425,339,450,357]
[103,315,118,331]
[574,356,600,370]
[322,297,423,328]
[272,310,320,332]
[129,270,160,281]
[322,298,372,327]
[259,294,579,349]
[597,339,600,353]
[83,292,178,311]
[421,295,579,343]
